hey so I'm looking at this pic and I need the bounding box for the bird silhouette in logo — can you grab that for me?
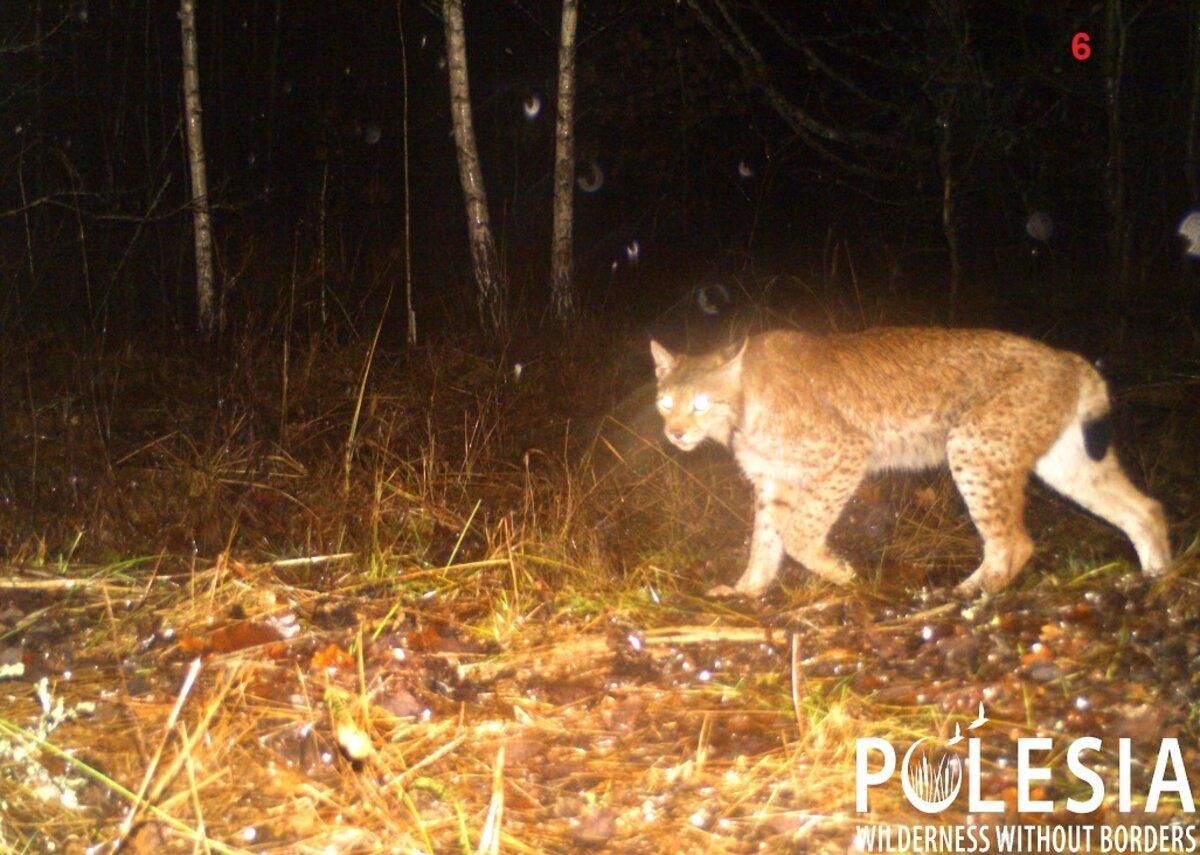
[947,703,988,746]
[969,702,988,731]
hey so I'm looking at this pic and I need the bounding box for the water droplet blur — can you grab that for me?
[1178,211,1200,257]
[1026,211,1054,242]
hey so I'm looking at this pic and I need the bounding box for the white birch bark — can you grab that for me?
[442,0,506,338]
[180,0,215,334]
[550,0,579,325]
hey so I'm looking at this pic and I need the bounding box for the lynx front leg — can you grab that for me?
[776,458,865,585]
[708,482,785,597]
[712,453,866,596]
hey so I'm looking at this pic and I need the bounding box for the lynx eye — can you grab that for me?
[692,393,712,413]
[657,394,674,412]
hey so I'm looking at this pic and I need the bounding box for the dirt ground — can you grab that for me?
[0,329,1197,853]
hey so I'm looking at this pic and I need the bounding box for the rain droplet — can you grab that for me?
[1178,211,1200,257]
[522,93,542,120]
[695,283,729,316]
[577,159,604,192]
[1026,211,1054,242]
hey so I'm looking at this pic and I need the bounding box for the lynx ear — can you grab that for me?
[650,339,677,378]
[720,337,750,371]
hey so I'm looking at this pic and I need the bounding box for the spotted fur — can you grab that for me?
[650,328,1171,596]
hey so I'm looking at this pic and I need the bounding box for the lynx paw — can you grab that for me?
[706,582,768,599]
[811,561,856,585]
[954,571,1005,597]
[953,577,982,598]
[706,583,740,598]
[795,545,856,585]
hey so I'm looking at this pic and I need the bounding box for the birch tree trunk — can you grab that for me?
[180,0,215,335]
[550,0,579,326]
[442,0,507,338]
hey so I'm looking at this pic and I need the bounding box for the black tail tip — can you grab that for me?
[1082,416,1112,462]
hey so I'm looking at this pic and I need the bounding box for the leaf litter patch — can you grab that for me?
[1,559,1198,851]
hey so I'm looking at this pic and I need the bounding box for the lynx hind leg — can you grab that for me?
[948,419,1042,596]
[1035,419,1171,573]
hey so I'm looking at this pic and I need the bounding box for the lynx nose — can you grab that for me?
[667,426,687,441]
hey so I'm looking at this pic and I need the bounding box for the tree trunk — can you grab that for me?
[938,113,961,323]
[1188,1,1200,206]
[550,0,580,326]
[398,0,417,345]
[180,0,216,335]
[266,0,281,188]
[442,0,507,338]
[1104,0,1129,307]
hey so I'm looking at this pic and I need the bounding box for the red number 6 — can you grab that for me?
[1072,32,1091,61]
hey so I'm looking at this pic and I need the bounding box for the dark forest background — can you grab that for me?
[2,0,1199,342]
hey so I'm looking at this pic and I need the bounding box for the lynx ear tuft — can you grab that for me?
[650,339,677,378]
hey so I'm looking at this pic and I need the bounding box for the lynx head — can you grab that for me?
[650,338,746,451]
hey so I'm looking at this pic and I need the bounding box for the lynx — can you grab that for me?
[650,327,1171,596]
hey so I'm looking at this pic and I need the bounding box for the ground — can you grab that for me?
[0,320,1196,853]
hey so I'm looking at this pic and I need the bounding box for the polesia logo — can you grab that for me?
[853,703,1199,854]
[857,702,1195,815]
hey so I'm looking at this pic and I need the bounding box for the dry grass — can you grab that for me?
[0,326,1197,853]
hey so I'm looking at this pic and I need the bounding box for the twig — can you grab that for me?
[0,575,141,592]
[251,553,354,570]
[117,658,203,844]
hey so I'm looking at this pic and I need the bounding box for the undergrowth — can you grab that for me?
[0,318,1196,853]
